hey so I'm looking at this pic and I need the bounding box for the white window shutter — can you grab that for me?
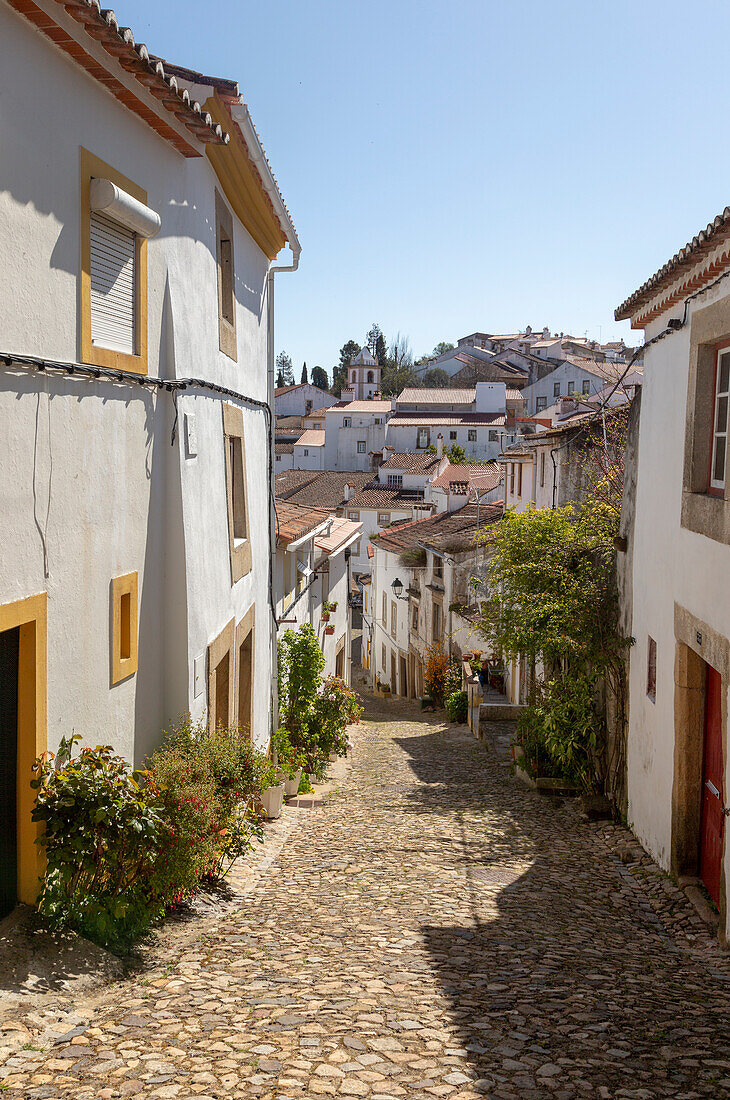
[90,212,136,354]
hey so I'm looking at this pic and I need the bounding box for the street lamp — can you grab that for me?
[391,577,408,601]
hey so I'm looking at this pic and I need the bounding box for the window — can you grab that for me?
[367,371,374,383]
[710,349,730,492]
[235,606,255,738]
[296,557,309,596]
[387,475,403,488]
[417,428,430,448]
[348,510,360,521]
[432,601,442,640]
[567,380,575,395]
[320,563,329,605]
[305,400,312,414]
[382,592,387,623]
[382,643,387,669]
[582,380,591,395]
[215,191,237,360]
[468,430,477,442]
[351,371,356,383]
[489,430,498,442]
[517,462,523,497]
[378,512,390,526]
[352,539,361,555]
[449,430,457,441]
[647,636,657,702]
[391,601,397,638]
[375,417,383,425]
[536,396,547,411]
[223,404,252,582]
[554,382,561,397]
[540,451,545,488]
[303,449,309,456]
[411,603,419,631]
[433,555,443,580]
[276,454,281,462]
[207,618,234,732]
[111,572,138,685]
[343,417,352,428]
[81,149,156,375]
[357,441,366,453]
[510,463,515,494]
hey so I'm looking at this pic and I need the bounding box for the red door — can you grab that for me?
[700,665,725,906]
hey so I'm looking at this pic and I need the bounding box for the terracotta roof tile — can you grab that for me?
[387,413,506,427]
[275,501,330,546]
[397,388,476,404]
[295,429,325,447]
[275,470,371,509]
[314,517,362,555]
[373,502,504,555]
[380,453,441,472]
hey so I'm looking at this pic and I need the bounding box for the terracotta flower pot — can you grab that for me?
[325,626,335,635]
[321,612,330,622]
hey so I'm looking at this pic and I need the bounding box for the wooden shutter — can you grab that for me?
[90,212,135,354]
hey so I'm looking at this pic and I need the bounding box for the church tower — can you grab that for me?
[341,346,381,401]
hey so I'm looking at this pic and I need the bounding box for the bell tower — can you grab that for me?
[341,347,381,401]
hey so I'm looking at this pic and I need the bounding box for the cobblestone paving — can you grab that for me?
[4,693,730,1099]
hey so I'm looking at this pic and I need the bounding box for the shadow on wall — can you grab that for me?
[133,278,189,764]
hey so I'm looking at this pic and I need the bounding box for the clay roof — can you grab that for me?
[506,389,526,400]
[275,501,330,546]
[380,453,441,472]
[616,206,730,321]
[275,442,294,454]
[347,483,429,510]
[373,502,504,555]
[275,383,331,397]
[7,0,228,157]
[295,429,325,447]
[560,357,643,382]
[397,388,476,405]
[326,400,393,413]
[315,517,362,555]
[387,413,506,427]
[275,470,372,509]
[430,462,502,493]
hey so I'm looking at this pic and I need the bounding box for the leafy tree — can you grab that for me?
[433,341,455,356]
[276,351,294,386]
[339,339,361,370]
[375,331,388,367]
[426,442,467,463]
[311,365,329,391]
[423,367,451,388]
[380,363,420,397]
[366,323,384,356]
[300,362,309,385]
[276,370,284,388]
[277,625,324,741]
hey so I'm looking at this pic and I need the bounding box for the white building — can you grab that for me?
[274,502,361,682]
[521,358,643,415]
[0,0,298,909]
[615,203,730,937]
[386,382,516,460]
[341,346,382,401]
[322,399,394,470]
[274,383,338,418]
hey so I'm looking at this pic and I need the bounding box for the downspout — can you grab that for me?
[267,247,300,741]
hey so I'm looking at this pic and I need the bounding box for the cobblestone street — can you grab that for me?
[3,692,730,1099]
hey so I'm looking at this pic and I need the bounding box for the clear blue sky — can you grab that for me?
[122,0,730,379]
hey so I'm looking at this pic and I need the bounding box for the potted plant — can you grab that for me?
[324,625,335,635]
[380,682,391,694]
[321,611,330,622]
[260,760,285,819]
[272,728,306,798]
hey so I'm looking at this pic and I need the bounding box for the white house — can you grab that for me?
[386,382,516,460]
[615,203,730,938]
[0,0,298,910]
[292,429,326,470]
[520,358,643,415]
[275,501,361,682]
[322,399,393,470]
[274,382,337,418]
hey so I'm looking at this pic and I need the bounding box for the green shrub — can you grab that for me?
[304,676,362,774]
[445,690,468,724]
[271,727,306,779]
[31,736,164,947]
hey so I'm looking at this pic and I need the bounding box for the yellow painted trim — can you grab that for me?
[0,593,47,905]
[80,147,149,375]
[204,93,287,261]
[222,403,253,583]
[110,572,138,686]
[208,618,235,733]
[235,604,255,739]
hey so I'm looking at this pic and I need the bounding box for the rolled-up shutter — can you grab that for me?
[90,211,135,354]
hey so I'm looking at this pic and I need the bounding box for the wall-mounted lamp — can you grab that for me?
[391,577,409,601]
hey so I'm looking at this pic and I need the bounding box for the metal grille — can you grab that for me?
[90,212,136,354]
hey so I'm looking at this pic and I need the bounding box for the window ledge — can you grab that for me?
[681,489,730,545]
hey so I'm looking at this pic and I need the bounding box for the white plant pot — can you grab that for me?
[284,768,303,798]
[261,783,285,819]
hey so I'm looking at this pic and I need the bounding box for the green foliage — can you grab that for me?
[300,362,308,384]
[479,500,630,792]
[339,339,361,369]
[34,720,266,949]
[31,736,164,947]
[444,659,463,698]
[425,442,467,464]
[305,676,362,775]
[277,625,324,740]
[271,727,306,779]
[276,351,294,386]
[425,643,449,705]
[422,368,451,388]
[445,690,469,724]
[311,365,329,391]
[433,341,455,356]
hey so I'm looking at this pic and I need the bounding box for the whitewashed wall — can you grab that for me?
[0,1,274,760]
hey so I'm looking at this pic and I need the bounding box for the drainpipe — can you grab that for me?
[267,248,300,741]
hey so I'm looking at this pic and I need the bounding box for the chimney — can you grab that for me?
[344,482,353,502]
[436,433,444,459]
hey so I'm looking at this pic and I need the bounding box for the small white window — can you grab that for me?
[378,512,390,526]
[357,441,366,453]
[387,474,403,487]
[567,380,575,395]
[343,417,352,428]
[711,349,730,490]
[489,430,498,441]
[417,428,430,448]
[468,429,477,442]
[303,449,309,456]
[582,380,591,394]
[449,430,457,440]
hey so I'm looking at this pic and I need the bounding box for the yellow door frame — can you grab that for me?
[0,593,47,904]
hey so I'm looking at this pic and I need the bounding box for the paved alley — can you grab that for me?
[3,694,730,1099]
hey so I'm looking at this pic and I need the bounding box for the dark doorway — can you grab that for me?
[0,627,19,918]
[238,630,253,739]
[400,655,408,698]
[700,663,724,906]
[215,651,230,730]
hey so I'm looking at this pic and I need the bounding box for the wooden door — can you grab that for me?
[215,651,230,730]
[0,627,19,918]
[238,631,253,739]
[391,654,397,695]
[700,664,724,906]
[400,656,408,698]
